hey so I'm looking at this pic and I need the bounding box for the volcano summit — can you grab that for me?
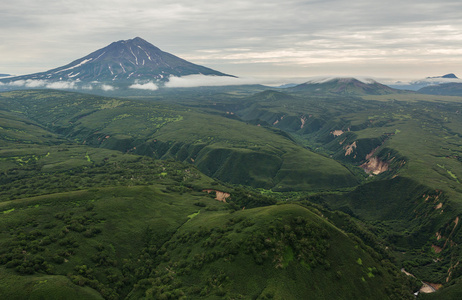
[2,37,234,84]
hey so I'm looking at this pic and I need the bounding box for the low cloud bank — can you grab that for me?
[0,79,76,89]
[129,81,159,91]
[411,77,462,85]
[0,79,116,91]
[101,84,116,91]
[165,74,263,88]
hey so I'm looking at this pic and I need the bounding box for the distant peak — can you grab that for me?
[129,37,149,44]
[0,37,233,84]
[305,77,376,85]
[426,73,458,79]
[116,37,149,45]
[442,73,458,79]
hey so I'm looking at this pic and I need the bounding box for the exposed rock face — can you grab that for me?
[203,189,230,202]
[331,130,344,136]
[431,244,443,253]
[344,141,357,156]
[360,156,389,175]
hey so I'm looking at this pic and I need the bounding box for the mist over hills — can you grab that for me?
[418,82,462,96]
[390,73,461,92]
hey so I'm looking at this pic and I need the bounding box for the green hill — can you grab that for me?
[0,185,414,299]
[288,78,407,96]
[9,86,462,298]
[161,87,462,296]
[0,90,357,191]
[0,88,418,299]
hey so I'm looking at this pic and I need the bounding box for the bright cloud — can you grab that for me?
[2,0,462,78]
[0,79,118,91]
[101,84,116,91]
[46,81,76,89]
[129,81,159,91]
[165,75,262,88]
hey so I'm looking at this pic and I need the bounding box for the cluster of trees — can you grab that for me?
[0,155,205,201]
[0,201,105,284]
[244,216,330,268]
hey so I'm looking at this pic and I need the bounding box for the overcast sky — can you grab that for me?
[1,0,462,82]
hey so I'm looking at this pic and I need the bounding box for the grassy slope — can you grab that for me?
[150,203,411,300]
[189,90,462,289]
[0,159,413,299]
[233,91,462,211]
[0,90,357,191]
[153,111,357,190]
[0,268,103,300]
[0,91,414,299]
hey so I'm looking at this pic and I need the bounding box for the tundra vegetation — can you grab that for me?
[2,87,462,299]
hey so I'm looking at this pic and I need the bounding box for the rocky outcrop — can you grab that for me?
[360,156,389,175]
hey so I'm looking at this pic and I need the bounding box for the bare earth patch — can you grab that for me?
[203,189,230,202]
[331,130,344,136]
[344,141,357,156]
[431,244,443,253]
[442,216,460,251]
[436,232,442,240]
[420,283,436,294]
[300,116,307,129]
[402,269,440,294]
[447,261,460,282]
[360,157,389,175]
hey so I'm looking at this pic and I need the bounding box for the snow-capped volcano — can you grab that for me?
[2,37,234,83]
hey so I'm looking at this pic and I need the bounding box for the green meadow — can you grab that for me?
[3,87,462,298]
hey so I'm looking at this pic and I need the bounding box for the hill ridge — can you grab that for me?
[289,77,405,95]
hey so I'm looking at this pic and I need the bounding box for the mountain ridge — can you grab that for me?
[427,73,458,79]
[288,77,406,95]
[390,73,460,91]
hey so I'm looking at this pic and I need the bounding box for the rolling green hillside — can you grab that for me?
[0,183,414,299]
[4,86,462,298]
[157,87,462,297]
[0,90,357,191]
[0,109,414,299]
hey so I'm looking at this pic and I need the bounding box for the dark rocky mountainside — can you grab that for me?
[1,37,233,83]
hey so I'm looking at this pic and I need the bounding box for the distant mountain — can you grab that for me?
[288,77,404,95]
[428,73,458,79]
[1,37,234,84]
[418,82,462,96]
[390,73,460,91]
[0,74,11,78]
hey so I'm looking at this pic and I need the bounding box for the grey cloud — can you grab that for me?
[165,75,264,88]
[1,0,462,79]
